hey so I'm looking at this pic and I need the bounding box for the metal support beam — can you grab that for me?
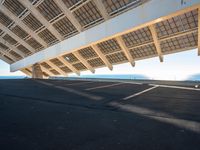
[70,0,90,12]
[46,61,67,76]
[0,55,12,64]
[149,25,164,62]
[0,23,35,53]
[4,53,17,62]
[93,0,109,20]
[0,48,18,62]
[21,68,32,77]
[198,8,200,56]
[116,36,135,67]
[54,0,82,32]
[73,51,95,73]
[19,0,63,41]
[11,0,200,72]
[91,45,113,70]
[40,65,54,76]
[0,5,48,48]
[0,38,25,58]
[57,56,80,76]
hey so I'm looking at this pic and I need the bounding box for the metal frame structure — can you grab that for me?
[0,0,199,77]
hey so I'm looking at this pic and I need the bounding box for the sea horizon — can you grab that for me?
[0,74,200,81]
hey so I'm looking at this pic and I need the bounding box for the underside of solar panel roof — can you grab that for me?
[0,0,199,78]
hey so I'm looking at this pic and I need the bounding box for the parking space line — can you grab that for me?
[110,102,200,133]
[55,86,103,101]
[75,78,143,85]
[65,81,94,86]
[123,86,158,100]
[118,81,143,85]
[150,84,200,91]
[85,83,124,91]
[36,80,103,101]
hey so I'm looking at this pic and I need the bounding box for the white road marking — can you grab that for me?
[55,86,103,101]
[76,78,143,85]
[65,81,93,86]
[110,102,200,133]
[123,86,158,100]
[85,83,125,91]
[118,81,142,85]
[150,84,200,91]
[37,81,53,86]
[36,80,103,101]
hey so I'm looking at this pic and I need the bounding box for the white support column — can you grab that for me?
[73,51,95,73]
[198,7,200,56]
[19,0,63,41]
[40,65,54,76]
[116,36,135,67]
[46,61,67,76]
[57,56,80,76]
[149,25,164,62]
[91,44,113,70]
[93,0,109,20]
[0,23,35,53]
[0,38,25,58]
[54,0,82,32]
[0,5,48,48]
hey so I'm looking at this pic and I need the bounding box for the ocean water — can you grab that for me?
[187,74,200,81]
[1,74,200,81]
[72,74,148,80]
[0,76,26,79]
[0,74,148,80]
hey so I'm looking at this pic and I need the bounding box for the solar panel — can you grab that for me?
[53,16,78,37]
[63,53,79,63]
[11,25,29,39]
[106,51,128,64]
[38,29,58,45]
[17,44,32,56]
[3,0,26,17]
[122,27,153,48]
[41,62,52,69]
[160,32,197,54]
[50,58,64,67]
[22,13,43,31]
[97,38,121,54]
[60,66,72,73]
[3,34,18,45]
[37,0,63,21]
[78,47,98,59]
[26,38,44,51]
[0,11,13,27]
[73,62,87,70]
[130,44,157,59]
[73,1,103,28]
[9,50,22,59]
[88,57,105,67]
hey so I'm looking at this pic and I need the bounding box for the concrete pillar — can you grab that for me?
[32,63,43,79]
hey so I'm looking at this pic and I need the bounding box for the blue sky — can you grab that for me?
[0,48,200,80]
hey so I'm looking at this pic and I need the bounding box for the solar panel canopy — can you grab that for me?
[0,0,199,77]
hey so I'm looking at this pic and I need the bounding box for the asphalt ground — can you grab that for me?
[0,79,200,150]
